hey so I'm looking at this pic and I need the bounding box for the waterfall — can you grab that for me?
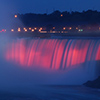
[5,39,100,70]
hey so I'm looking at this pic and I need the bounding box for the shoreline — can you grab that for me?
[84,76,100,89]
[1,32,100,39]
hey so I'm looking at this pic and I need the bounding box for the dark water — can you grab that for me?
[0,86,100,100]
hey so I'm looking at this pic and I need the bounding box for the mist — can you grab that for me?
[0,54,95,89]
[0,2,23,30]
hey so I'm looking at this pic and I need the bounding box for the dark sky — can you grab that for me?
[1,0,100,14]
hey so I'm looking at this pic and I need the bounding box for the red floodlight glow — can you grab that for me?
[2,29,5,32]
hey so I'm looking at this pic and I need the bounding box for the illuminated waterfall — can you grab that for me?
[5,39,100,70]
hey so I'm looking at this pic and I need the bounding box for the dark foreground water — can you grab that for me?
[0,86,100,100]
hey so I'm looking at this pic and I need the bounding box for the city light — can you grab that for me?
[31,29,34,32]
[39,27,43,32]
[69,27,72,30]
[14,15,17,18]
[34,27,37,30]
[76,27,78,30]
[23,28,26,30]
[78,29,83,32]
[53,27,55,29]
[63,27,66,30]
[18,28,21,32]
[2,29,5,32]
[11,29,14,32]
[40,27,43,30]
[40,31,47,33]
[24,29,27,32]
[3,26,100,33]
[0,29,5,32]
[39,29,41,32]
[61,14,63,17]
[23,28,27,31]
[61,31,64,33]
[29,28,32,30]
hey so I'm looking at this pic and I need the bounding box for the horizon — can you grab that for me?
[15,9,99,15]
[2,9,100,15]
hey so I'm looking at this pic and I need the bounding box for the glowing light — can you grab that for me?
[29,28,31,30]
[23,28,28,32]
[69,27,72,30]
[25,29,27,32]
[53,27,55,29]
[61,14,63,17]
[78,29,83,32]
[18,28,21,32]
[38,28,43,32]
[63,27,66,30]
[11,29,14,32]
[23,28,26,30]
[52,31,56,33]
[40,31,47,33]
[99,27,100,30]
[31,29,34,32]
[76,27,78,30]
[61,31,64,33]
[40,28,43,30]
[34,27,37,30]
[14,15,17,18]
[2,29,5,32]
[39,29,41,32]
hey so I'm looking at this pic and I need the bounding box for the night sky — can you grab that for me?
[1,0,100,14]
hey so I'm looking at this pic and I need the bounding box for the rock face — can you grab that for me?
[84,76,100,88]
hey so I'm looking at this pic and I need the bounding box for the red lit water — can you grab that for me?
[5,39,100,70]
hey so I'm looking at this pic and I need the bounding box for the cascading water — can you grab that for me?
[1,38,100,85]
[5,39,100,69]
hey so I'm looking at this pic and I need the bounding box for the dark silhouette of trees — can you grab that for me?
[15,10,100,27]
